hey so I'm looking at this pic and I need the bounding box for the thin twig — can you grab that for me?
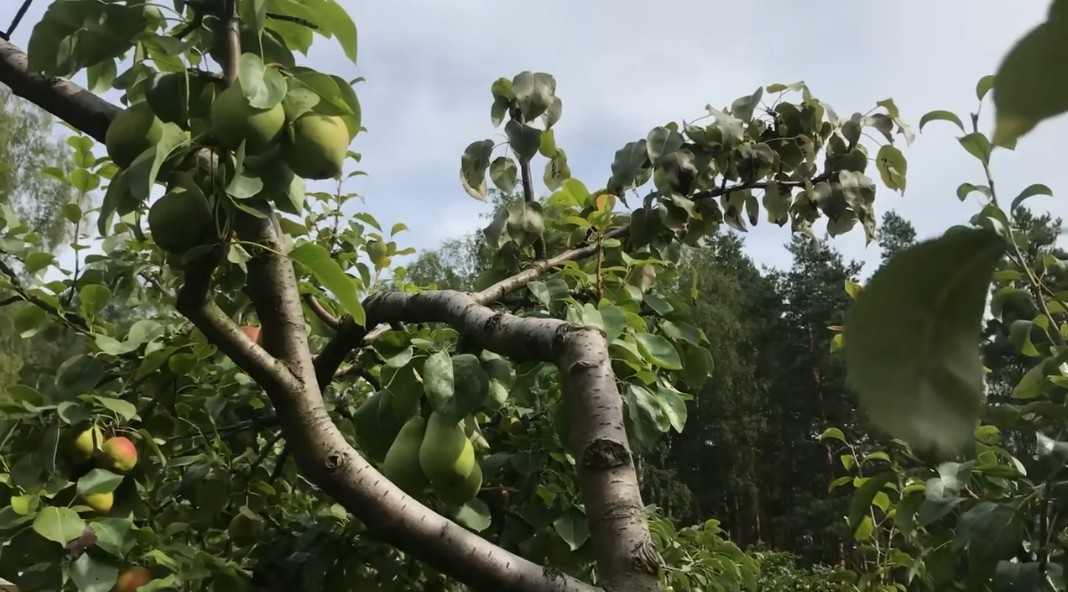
[1,0,34,41]
[0,255,91,334]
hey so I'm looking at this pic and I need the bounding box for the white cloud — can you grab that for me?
[7,0,1066,276]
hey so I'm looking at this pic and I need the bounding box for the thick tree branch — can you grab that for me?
[0,38,116,142]
[363,290,659,591]
[234,211,599,592]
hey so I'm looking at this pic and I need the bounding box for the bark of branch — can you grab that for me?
[0,38,116,142]
[0,37,601,592]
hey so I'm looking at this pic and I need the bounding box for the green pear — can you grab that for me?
[418,412,475,486]
[283,114,350,180]
[147,178,215,254]
[381,416,429,494]
[434,460,482,506]
[211,82,286,154]
[105,102,163,168]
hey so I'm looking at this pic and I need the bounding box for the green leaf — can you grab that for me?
[656,384,688,433]
[1010,183,1053,211]
[875,144,907,193]
[489,157,518,192]
[957,182,991,202]
[538,127,558,157]
[449,354,489,420]
[991,18,1068,146]
[70,552,119,592]
[994,561,1045,592]
[976,75,996,101]
[956,501,1023,562]
[609,140,649,191]
[453,497,491,532]
[848,472,895,537]
[853,515,874,542]
[543,97,563,129]
[958,132,992,165]
[460,139,494,200]
[918,110,965,133]
[238,53,286,109]
[27,1,147,77]
[32,506,86,544]
[819,427,847,443]
[76,469,124,496]
[505,120,542,164]
[552,510,590,551]
[543,150,571,190]
[646,127,685,162]
[86,59,117,93]
[512,71,556,120]
[624,384,670,446]
[290,243,366,326]
[89,518,133,557]
[422,351,454,416]
[634,333,683,370]
[24,251,54,274]
[94,396,138,421]
[843,227,1004,459]
[315,0,359,63]
[14,305,47,338]
[730,87,764,123]
[126,123,190,201]
[70,168,100,194]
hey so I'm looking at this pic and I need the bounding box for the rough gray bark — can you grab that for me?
[0,30,660,592]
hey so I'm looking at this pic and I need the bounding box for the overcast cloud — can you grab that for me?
[7,0,1066,276]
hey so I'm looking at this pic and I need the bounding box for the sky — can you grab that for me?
[6,0,1067,277]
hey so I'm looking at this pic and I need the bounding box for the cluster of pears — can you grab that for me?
[104,70,353,257]
[379,411,484,507]
[67,426,140,515]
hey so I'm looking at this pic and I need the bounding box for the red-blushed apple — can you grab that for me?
[241,325,261,345]
[115,566,152,592]
[102,436,138,473]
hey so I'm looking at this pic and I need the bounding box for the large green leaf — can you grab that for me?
[27,0,148,77]
[992,14,1068,146]
[847,472,896,538]
[32,506,86,545]
[843,227,1004,459]
[289,243,365,326]
[69,552,119,592]
[460,140,494,200]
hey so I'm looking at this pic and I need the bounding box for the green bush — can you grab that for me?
[754,550,851,592]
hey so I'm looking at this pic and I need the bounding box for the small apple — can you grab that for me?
[83,491,114,514]
[71,426,104,462]
[102,436,138,473]
[227,511,264,547]
[115,566,152,592]
[241,325,261,345]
